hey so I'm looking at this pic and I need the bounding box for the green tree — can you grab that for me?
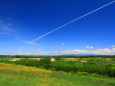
[15,55,20,58]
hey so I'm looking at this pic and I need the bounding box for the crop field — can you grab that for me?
[0,63,115,86]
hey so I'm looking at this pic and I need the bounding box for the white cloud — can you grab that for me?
[62,43,64,45]
[0,20,16,35]
[111,45,115,48]
[23,41,39,45]
[17,47,24,52]
[86,46,90,48]
[90,47,94,49]
[86,46,94,49]
[3,48,115,55]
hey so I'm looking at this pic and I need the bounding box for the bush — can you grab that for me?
[88,61,96,64]
[39,66,45,69]
[111,58,115,61]
[39,58,51,64]
[0,60,12,64]
[50,68,56,71]
[55,57,61,60]
[69,71,76,74]
[38,58,51,69]
[91,73,100,77]
[100,75,108,78]
[15,55,20,58]
[14,59,39,67]
[97,59,100,61]
[77,72,90,76]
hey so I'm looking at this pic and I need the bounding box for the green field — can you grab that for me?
[95,60,115,66]
[0,63,115,86]
[0,57,12,61]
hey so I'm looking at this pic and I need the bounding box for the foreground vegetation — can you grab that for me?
[1,57,115,77]
[0,63,115,86]
[0,55,115,85]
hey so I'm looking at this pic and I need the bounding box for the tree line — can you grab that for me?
[0,55,115,58]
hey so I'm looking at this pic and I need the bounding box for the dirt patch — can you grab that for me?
[51,58,56,62]
[106,58,111,60]
[10,58,42,61]
[10,58,22,61]
[32,58,41,61]
[80,60,87,63]
[66,58,78,61]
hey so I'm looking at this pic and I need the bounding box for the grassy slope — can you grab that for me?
[0,63,115,86]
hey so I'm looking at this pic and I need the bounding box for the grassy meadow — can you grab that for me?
[0,63,115,86]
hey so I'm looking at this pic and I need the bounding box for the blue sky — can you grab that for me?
[0,0,115,55]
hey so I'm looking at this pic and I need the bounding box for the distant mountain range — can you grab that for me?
[0,54,114,57]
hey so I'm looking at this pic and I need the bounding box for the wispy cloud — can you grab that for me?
[111,45,115,48]
[23,41,39,45]
[62,43,64,45]
[0,31,9,35]
[0,20,17,35]
[17,47,24,52]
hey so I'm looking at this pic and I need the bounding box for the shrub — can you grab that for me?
[100,75,108,78]
[50,68,56,71]
[91,73,100,77]
[15,55,20,58]
[97,59,100,61]
[14,59,39,67]
[39,58,51,64]
[38,58,51,69]
[69,71,76,74]
[0,60,12,64]
[88,61,95,64]
[77,72,90,76]
[39,66,45,69]
[55,57,61,60]
[111,58,115,61]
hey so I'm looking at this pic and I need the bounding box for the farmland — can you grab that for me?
[0,55,115,86]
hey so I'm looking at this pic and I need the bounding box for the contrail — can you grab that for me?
[32,0,115,42]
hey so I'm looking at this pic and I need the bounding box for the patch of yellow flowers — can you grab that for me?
[0,63,51,73]
[0,63,52,84]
